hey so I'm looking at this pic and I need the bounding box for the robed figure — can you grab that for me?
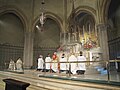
[37,55,44,71]
[68,53,78,74]
[60,54,68,73]
[45,53,52,72]
[8,59,16,71]
[51,52,58,72]
[16,58,23,71]
[77,51,86,74]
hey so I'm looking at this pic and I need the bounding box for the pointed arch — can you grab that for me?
[68,6,96,25]
[0,5,28,32]
[102,0,111,23]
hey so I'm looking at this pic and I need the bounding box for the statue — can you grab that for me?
[8,59,16,71]
[16,58,23,71]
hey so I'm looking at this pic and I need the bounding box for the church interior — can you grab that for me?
[0,0,120,90]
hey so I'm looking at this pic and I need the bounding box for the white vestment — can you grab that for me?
[16,58,23,71]
[51,60,58,72]
[68,55,78,74]
[60,57,68,70]
[77,56,86,70]
[45,56,51,69]
[37,57,44,69]
[8,60,16,70]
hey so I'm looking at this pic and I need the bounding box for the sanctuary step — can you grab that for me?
[0,70,120,90]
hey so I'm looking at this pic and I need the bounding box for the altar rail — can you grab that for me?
[44,59,120,82]
[2,59,120,83]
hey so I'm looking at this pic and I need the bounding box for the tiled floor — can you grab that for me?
[0,70,120,90]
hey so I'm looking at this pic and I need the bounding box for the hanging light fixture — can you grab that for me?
[39,0,46,27]
[36,0,46,31]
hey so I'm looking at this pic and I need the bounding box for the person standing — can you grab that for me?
[77,51,86,75]
[45,53,52,72]
[60,53,68,73]
[37,55,44,71]
[68,53,78,74]
[16,57,23,71]
[8,59,16,71]
[51,52,58,72]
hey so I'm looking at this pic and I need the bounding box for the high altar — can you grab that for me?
[58,25,102,66]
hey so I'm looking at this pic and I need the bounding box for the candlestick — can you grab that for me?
[60,32,61,43]
[89,24,91,35]
[95,25,97,37]
[83,25,85,38]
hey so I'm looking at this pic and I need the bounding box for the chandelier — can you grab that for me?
[36,0,46,31]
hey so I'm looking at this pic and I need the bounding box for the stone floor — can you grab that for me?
[33,69,120,82]
[0,70,120,90]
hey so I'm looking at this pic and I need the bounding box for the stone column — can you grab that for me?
[23,32,34,69]
[97,24,109,62]
[63,0,67,45]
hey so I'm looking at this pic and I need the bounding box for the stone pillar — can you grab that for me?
[97,24,109,62]
[23,32,34,69]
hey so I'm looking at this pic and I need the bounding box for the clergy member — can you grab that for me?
[51,52,58,72]
[45,53,52,72]
[16,57,23,71]
[77,51,86,74]
[37,55,44,71]
[68,53,78,74]
[60,53,68,73]
[8,59,16,71]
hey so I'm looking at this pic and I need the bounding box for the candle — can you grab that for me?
[83,25,85,38]
[95,25,97,37]
[64,33,66,44]
[79,27,81,42]
[89,24,91,35]
[60,32,61,43]
[68,33,71,42]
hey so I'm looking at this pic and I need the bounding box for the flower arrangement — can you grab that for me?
[84,43,93,50]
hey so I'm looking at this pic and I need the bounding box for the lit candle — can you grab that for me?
[83,25,84,38]
[79,27,81,42]
[89,24,91,35]
[60,32,61,43]
[95,25,97,37]
[68,33,71,42]
[64,33,66,44]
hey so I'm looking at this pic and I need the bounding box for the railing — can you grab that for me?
[2,60,120,83]
[44,59,120,83]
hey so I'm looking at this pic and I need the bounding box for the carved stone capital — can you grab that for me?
[97,24,108,31]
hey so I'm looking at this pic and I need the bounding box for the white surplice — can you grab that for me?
[37,57,44,69]
[45,56,51,69]
[68,55,78,74]
[51,60,58,72]
[60,57,67,71]
[77,56,86,70]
